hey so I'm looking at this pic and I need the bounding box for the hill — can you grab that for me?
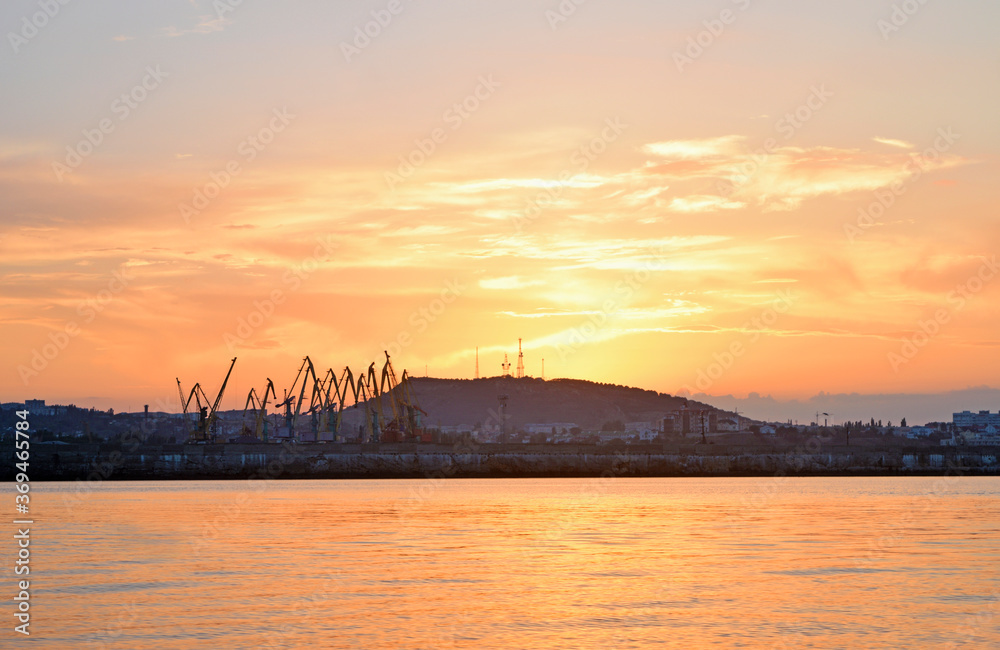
[343,376,723,431]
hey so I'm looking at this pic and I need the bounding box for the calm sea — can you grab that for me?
[10,477,1000,648]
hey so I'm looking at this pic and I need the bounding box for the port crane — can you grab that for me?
[345,365,384,443]
[176,357,237,442]
[313,368,345,441]
[275,356,322,441]
[186,353,426,445]
[242,378,276,441]
[377,352,427,442]
[327,365,369,442]
[345,364,378,442]
[364,361,383,442]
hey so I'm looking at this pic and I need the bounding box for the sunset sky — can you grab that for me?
[2,0,998,414]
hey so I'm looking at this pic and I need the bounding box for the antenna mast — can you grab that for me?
[516,338,524,379]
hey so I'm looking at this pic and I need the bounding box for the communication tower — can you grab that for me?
[501,353,511,377]
[516,338,525,379]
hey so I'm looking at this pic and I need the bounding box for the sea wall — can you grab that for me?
[10,442,999,481]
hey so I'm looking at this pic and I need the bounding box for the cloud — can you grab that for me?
[873,136,914,149]
[631,137,973,212]
[499,304,707,320]
[642,136,744,159]
[480,276,544,290]
[667,195,745,213]
[370,133,970,223]
[724,145,968,211]
[439,175,607,194]
[163,15,231,37]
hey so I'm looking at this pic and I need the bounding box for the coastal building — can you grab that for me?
[24,399,53,416]
[716,418,740,432]
[905,426,937,439]
[942,428,1000,446]
[953,410,1000,430]
[977,431,1000,445]
[625,421,660,440]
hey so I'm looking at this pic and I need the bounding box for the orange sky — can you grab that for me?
[2,0,998,411]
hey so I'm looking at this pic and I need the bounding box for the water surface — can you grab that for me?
[15,477,1000,648]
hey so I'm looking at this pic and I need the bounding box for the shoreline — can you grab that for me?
[6,441,998,481]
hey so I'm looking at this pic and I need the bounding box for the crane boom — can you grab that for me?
[210,357,237,417]
[176,356,236,442]
[278,357,322,440]
[242,378,276,441]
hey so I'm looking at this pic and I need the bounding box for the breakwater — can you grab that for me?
[10,442,999,481]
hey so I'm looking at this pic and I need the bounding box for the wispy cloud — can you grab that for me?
[481,276,545,290]
[873,136,914,149]
[642,136,744,159]
[732,146,967,211]
[444,177,605,193]
[667,195,745,213]
[163,15,231,37]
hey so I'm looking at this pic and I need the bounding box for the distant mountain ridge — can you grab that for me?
[682,386,1000,425]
